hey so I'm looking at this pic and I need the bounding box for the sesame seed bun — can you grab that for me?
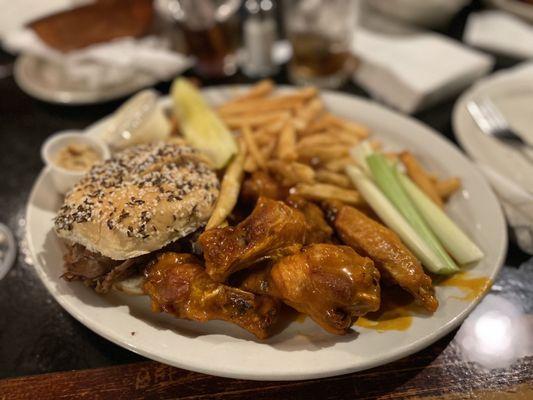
[54,141,220,260]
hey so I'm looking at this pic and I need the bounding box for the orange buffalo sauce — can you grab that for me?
[295,313,307,323]
[355,312,412,332]
[437,272,491,301]
[354,287,418,332]
[353,272,492,332]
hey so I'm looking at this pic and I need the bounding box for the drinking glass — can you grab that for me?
[161,0,242,78]
[283,0,357,88]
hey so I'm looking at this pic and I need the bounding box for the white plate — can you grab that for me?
[453,63,533,191]
[26,86,507,381]
[14,54,159,105]
[487,0,533,23]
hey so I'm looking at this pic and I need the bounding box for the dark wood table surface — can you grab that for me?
[1,3,532,399]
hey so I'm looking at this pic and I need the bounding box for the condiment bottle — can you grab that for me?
[242,0,278,77]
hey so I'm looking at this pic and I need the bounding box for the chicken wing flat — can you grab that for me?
[199,197,307,282]
[240,244,381,335]
[285,195,333,244]
[143,252,280,339]
[334,206,438,312]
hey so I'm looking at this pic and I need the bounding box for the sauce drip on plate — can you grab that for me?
[355,288,419,332]
[295,313,307,323]
[289,272,492,332]
[437,272,491,301]
[355,311,412,332]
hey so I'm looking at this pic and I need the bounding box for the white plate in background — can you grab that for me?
[453,63,533,192]
[14,54,160,105]
[26,86,507,380]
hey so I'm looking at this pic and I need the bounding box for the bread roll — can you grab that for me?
[55,141,219,260]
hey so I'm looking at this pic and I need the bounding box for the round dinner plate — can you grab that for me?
[26,86,507,381]
[453,63,533,191]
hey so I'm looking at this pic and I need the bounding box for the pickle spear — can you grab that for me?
[171,78,238,169]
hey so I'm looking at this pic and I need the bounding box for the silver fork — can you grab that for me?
[467,97,531,148]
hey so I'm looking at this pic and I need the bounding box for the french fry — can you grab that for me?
[221,111,291,130]
[244,155,257,173]
[297,144,349,163]
[323,157,355,172]
[298,129,359,147]
[206,141,247,229]
[307,113,369,138]
[256,115,291,136]
[330,130,361,146]
[306,113,332,133]
[293,97,324,132]
[297,133,338,148]
[276,121,298,161]
[369,139,382,150]
[255,130,277,146]
[267,160,315,187]
[315,169,352,188]
[261,138,277,160]
[384,151,399,162]
[218,88,318,115]
[328,115,370,139]
[294,183,363,206]
[241,125,266,169]
[436,177,461,200]
[226,80,274,105]
[429,174,440,183]
[168,114,181,136]
[400,152,443,208]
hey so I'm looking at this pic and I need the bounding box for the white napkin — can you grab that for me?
[366,0,470,29]
[478,163,533,255]
[352,27,494,114]
[0,0,76,39]
[464,11,533,59]
[3,29,192,90]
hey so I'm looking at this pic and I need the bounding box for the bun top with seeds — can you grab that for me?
[54,141,220,260]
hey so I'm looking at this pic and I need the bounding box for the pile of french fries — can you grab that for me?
[206,80,461,228]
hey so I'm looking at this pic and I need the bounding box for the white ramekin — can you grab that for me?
[41,130,111,195]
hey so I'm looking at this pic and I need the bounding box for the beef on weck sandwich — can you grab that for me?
[54,141,220,293]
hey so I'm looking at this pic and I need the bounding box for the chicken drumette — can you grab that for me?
[143,252,280,339]
[240,244,381,335]
[285,195,333,244]
[240,170,286,206]
[334,205,438,312]
[199,197,307,282]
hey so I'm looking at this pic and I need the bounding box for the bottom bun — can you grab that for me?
[113,274,145,296]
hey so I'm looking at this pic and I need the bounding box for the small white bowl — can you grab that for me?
[41,130,110,195]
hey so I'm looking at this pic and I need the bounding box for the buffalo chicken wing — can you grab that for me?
[240,170,285,205]
[240,244,381,334]
[334,206,438,312]
[285,195,333,244]
[143,253,280,339]
[199,197,307,282]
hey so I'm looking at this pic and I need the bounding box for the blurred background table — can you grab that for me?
[0,1,532,399]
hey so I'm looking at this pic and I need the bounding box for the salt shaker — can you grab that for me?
[242,0,278,77]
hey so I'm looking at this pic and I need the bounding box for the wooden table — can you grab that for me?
[0,2,532,398]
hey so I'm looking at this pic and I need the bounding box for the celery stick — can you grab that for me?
[397,172,484,264]
[366,154,459,274]
[171,78,238,169]
[349,140,374,175]
[346,166,456,274]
